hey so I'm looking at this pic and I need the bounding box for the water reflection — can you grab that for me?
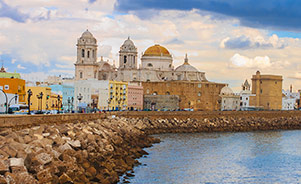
[120,131,301,184]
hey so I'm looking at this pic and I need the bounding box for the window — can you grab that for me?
[133,56,135,64]
[197,99,201,103]
[147,63,153,67]
[198,84,201,88]
[153,92,157,95]
[82,49,85,57]
[146,89,150,94]
[92,50,95,58]
[124,55,127,64]
[166,92,170,95]
[275,81,277,84]
[94,71,97,79]
[80,72,83,79]
[177,75,181,80]
[198,92,201,96]
[240,97,242,100]
[260,89,262,93]
[87,51,90,58]
[246,97,248,100]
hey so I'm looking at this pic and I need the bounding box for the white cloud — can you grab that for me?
[21,72,48,82]
[11,59,16,64]
[230,53,289,69]
[17,64,25,69]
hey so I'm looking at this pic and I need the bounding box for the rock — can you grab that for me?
[59,173,72,184]
[0,175,7,184]
[10,165,27,173]
[42,133,50,137]
[67,140,81,148]
[15,172,38,184]
[0,159,9,174]
[33,134,43,140]
[37,168,52,183]
[23,135,32,144]
[35,153,53,165]
[9,158,24,167]
[58,143,72,153]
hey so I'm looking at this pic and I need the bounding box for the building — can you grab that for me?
[25,86,62,111]
[0,67,26,113]
[250,71,283,110]
[74,30,207,83]
[239,79,256,110]
[49,84,74,112]
[74,79,104,111]
[220,85,240,111]
[142,81,225,111]
[108,81,128,110]
[282,86,299,110]
[144,95,179,110]
[128,83,143,110]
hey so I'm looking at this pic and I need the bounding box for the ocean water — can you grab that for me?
[120,130,301,184]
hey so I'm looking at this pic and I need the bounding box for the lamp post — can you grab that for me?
[67,97,71,113]
[36,92,43,113]
[57,95,61,114]
[71,97,74,113]
[8,93,18,113]
[0,89,8,114]
[27,89,32,115]
[77,93,83,112]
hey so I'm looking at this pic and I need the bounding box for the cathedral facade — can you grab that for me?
[75,30,208,83]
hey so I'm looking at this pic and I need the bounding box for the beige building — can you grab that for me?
[250,71,283,110]
[142,81,226,111]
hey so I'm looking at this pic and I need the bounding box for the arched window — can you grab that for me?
[124,55,127,64]
[153,92,157,95]
[92,50,95,58]
[146,89,150,94]
[177,75,181,80]
[133,56,135,64]
[87,51,90,58]
[82,49,85,57]
[80,72,83,79]
[166,91,170,95]
[198,92,201,96]
[147,63,153,67]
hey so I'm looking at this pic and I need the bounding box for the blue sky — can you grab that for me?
[1,0,301,91]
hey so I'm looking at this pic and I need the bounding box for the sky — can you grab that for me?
[1,0,301,92]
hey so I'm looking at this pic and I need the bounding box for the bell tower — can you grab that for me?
[119,37,138,69]
[75,30,98,80]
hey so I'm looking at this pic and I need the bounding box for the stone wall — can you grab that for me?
[0,113,105,129]
[143,95,179,110]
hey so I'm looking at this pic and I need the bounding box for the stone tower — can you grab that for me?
[250,71,283,110]
[75,30,98,80]
[119,37,138,69]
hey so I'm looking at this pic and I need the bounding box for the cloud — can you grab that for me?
[164,38,184,45]
[21,72,48,82]
[220,34,286,49]
[230,53,289,69]
[115,0,301,30]
[0,0,28,22]
[11,59,16,64]
[89,0,97,4]
[17,64,25,69]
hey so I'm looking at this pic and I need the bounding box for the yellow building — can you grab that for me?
[25,86,62,111]
[108,81,128,110]
[142,81,226,111]
[250,71,283,110]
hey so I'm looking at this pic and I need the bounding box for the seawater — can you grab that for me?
[120,130,301,184]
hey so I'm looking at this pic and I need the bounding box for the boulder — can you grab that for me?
[35,153,53,165]
[9,158,24,167]
[58,173,72,184]
[67,140,81,148]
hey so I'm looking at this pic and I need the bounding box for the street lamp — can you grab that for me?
[71,97,74,113]
[57,95,61,114]
[27,89,32,115]
[67,97,71,113]
[36,92,43,113]
[77,93,83,112]
[8,93,18,112]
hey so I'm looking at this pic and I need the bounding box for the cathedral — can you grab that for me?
[75,30,208,82]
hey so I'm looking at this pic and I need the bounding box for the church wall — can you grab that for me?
[141,56,173,71]
[142,81,226,111]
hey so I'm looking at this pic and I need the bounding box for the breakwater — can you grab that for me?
[1,111,301,183]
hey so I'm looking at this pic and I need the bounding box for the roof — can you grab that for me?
[220,86,234,95]
[175,54,199,72]
[143,44,171,57]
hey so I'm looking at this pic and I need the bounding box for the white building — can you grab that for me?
[220,85,240,111]
[282,86,299,110]
[74,79,109,110]
[239,80,256,110]
[74,30,208,83]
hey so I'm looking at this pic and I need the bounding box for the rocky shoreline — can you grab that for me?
[0,117,159,184]
[1,113,301,183]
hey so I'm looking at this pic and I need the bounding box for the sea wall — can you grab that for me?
[1,111,301,183]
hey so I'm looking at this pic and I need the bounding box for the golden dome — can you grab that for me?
[143,44,171,57]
